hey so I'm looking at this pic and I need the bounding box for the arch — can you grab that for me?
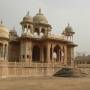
[28,25,30,29]
[24,25,27,28]
[53,45,61,62]
[35,28,39,35]
[41,28,45,33]
[32,45,40,62]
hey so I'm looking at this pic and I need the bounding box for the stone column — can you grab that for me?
[71,47,74,67]
[64,45,67,65]
[60,45,64,64]
[26,41,32,63]
[40,47,44,63]
[5,44,8,61]
[50,45,54,63]
[58,45,61,63]
[2,44,5,60]
[58,49,60,63]
[0,44,3,58]
[46,44,50,63]
[25,41,27,62]
[20,40,27,62]
[51,45,53,63]
[29,44,32,63]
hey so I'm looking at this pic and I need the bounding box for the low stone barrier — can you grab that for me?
[0,62,66,78]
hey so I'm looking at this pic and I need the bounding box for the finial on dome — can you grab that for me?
[26,11,29,16]
[39,8,42,14]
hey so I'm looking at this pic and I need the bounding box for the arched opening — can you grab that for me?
[35,28,39,35]
[53,45,61,62]
[41,28,45,34]
[32,45,40,62]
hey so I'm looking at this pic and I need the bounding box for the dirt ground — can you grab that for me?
[0,77,90,90]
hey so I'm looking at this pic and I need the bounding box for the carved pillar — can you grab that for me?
[0,44,3,59]
[25,43,27,62]
[64,45,67,65]
[71,47,74,67]
[58,49,60,63]
[5,44,8,61]
[50,44,52,63]
[52,45,56,63]
[40,47,44,63]
[29,42,32,63]
[2,44,5,60]
[60,45,64,64]
[58,45,61,63]
[51,45,54,63]
[25,41,32,63]
[20,40,27,62]
[46,44,50,63]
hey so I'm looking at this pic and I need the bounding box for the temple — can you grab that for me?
[0,9,77,65]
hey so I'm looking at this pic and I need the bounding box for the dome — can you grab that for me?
[65,24,73,33]
[22,11,33,23]
[33,9,48,24]
[0,21,9,39]
[62,24,75,36]
[10,27,17,35]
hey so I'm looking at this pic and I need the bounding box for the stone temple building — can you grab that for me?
[0,9,77,66]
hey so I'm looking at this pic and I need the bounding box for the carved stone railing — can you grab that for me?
[0,61,69,68]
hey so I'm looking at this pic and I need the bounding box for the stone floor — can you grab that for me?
[0,77,90,90]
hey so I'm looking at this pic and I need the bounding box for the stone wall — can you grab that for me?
[75,64,90,75]
[0,62,64,78]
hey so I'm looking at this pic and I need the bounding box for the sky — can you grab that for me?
[0,0,90,54]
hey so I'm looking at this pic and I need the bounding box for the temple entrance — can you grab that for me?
[32,45,40,62]
[53,45,61,62]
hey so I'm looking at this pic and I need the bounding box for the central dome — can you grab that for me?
[22,11,33,23]
[0,22,9,39]
[33,9,48,24]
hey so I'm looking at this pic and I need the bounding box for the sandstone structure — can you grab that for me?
[0,9,77,77]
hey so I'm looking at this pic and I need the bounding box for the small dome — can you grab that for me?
[33,9,48,24]
[22,11,33,22]
[0,21,9,39]
[62,24,75,36]
[65,24,73,33]
[10,27,17,35]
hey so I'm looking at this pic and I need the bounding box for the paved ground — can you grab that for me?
[0,77,90,90]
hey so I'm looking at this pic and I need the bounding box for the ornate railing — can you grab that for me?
[0,62,68,68]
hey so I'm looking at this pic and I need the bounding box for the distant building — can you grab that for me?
[75,55,90,65]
